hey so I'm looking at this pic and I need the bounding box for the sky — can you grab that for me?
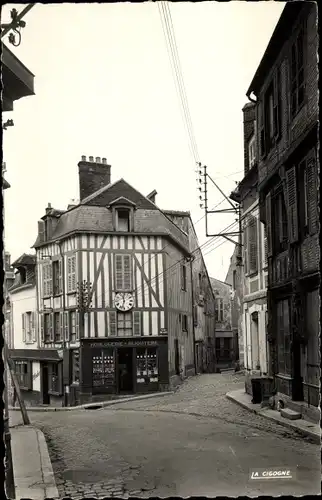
[3,1,285,282]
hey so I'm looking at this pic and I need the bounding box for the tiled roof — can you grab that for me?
[12,253,36,267]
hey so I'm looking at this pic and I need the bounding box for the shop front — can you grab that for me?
[70,337,168,405]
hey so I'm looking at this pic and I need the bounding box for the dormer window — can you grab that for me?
[116,209,130,232]
[108,196,136,233]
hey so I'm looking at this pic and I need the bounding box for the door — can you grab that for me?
[117,348,133,393]
[42,365,50,405]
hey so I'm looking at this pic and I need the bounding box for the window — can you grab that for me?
[261,69,281,156]
[291,29,305,118]
[273,190,288,253]
[182,314,188,332]
[22,311,35,343]
[72,349,80,384]
[117,312,133,337]
[43,263,52,297]
[248,135,256,169]
[115,254,132,291]
[247,215,258,274]
[67,255,76,292]
[181,264,187,291]
[215,298,224,322]
[300,151,318,236]
[92,349,115,388]
[44,313,52,343]
[116,209,130,232]
[15,361,31,390]
[263,225,268,268]
[53,260,62,296]
[232,270,237,290]
[136,347,158,383]
[54,312,62,342]
[277,299,291,375]
[69,310,77,342]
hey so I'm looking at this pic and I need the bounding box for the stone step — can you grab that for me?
[280,408,302,420]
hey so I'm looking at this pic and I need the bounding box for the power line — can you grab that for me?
[158,1,200,165]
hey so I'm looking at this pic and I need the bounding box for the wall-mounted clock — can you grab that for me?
[114,292,134,312]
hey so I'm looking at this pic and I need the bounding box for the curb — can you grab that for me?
[226,391,320,445]
[36,428,60,499]
[9,391,174,412]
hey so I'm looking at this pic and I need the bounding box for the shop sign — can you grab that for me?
[86,339,159,348]
[160,328,168,334]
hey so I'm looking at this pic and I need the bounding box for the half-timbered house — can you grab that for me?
[32,156,216,405]
[245,2,319,421]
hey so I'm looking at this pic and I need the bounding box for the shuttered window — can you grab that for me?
[67,255,76,292]
[53,260,62,296]
[273,68,281,139]
[265,193,272,257]
[22,312,35,343]
[115,255,132,291]
[215,298,224,322]
[43,263,52,297]
[181,264,187,291]
[133,311,141,336]
[15,361,32,390]
[263,226,268,268]
[109,311,117,336]
[117,312,133,337]
[291,29,305,118]
[248,215,258,274]
[285,166,299,244]
[305,152,318,235]
[44,313,53,343]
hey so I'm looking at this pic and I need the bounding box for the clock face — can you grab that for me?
[114,292,134,312]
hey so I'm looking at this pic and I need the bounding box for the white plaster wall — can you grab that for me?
[32,361,41,392]
[10,287,37,349]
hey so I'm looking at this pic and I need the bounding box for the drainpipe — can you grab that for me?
[57,239,67,406]
[189,256,197,374]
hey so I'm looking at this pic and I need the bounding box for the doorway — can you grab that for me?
[42,365,50,405]
[117,348,133,393]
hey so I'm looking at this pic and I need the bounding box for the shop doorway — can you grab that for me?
[42,365,50,405]
[117,348,133,393]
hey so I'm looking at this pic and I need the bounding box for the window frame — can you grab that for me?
[272,188,288,254]
[181,264,187,291]
[116,209,130,232]
[44,312,53,343]
[117,311,133,337]
[67,254,77,293]
[115,254,132,291]
[15,360,32,390]
[52,259,62,296]
[290,28,305,119]
[215,298,224,322]
[43,262,52,297]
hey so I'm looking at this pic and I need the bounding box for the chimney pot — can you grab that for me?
[81,155,86,161]
[89,156,94,162]
[102,158,107,164]
[96,157,101,163]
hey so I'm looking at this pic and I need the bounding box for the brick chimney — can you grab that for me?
[242,102,256,177]
[78,155,111,201]
[147,189,157,204]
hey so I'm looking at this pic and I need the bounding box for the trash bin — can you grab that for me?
[251,378,262,404]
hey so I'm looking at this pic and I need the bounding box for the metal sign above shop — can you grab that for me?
[84,339,161,348]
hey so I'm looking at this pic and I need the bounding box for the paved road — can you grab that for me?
[11,373,320,498]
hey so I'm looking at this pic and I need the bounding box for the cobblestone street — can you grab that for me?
[16,373,320,497]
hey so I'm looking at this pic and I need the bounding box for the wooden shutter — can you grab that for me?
[110,311,117,336]
[115,255,123,290]
[258,100,266,158]
[32,312,36,342]
[285,166,299,243]
[22,313,26,342]
[76,311,80,340]
[40,314,44,343]
[43,264,47,296]
[49,313,54,342]
[265,192,273,257]
[123,255,132,291]
[306,153,318,235]
[133,311,141,336]
[248,216,258,273]
[243,221,248,274]
[273,69,281,139]
[59,311,64,341]
[67,257,72,292]
[58,259,63,294]
[71,255,76,291]
[64,311,69,341]
[264,226,268,267]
